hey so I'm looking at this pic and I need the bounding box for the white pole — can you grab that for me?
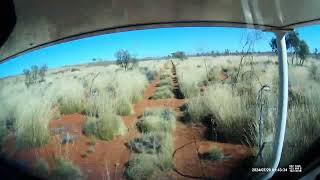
[260,31,289,179]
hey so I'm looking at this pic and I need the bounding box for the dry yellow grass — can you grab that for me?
[0,56,319,167]
[0,60,154,149]
[177,55,320,167]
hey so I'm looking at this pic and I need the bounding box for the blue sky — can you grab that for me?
[0,25,319,78]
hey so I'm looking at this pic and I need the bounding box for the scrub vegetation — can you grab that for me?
[50,157,83,180]
[152,68,174,99]
[176,55,320,167]
[200,145,224,161]
[0,58,166,180]
[137,108,176,133]
[83,114,126,141]
[125,108,175,180]
[15,96,52,149]
[35,158,49,177]
[0,44,318,179]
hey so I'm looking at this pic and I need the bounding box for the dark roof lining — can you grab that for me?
[280,18,320,29]
[0,19,307,64]
[0,0,16,48]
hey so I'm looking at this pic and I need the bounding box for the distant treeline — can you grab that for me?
[140,51,277,61]
[189,50,276,57]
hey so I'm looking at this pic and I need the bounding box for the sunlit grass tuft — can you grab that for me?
[137,108,175,133]
[124,153,159,180]
[83,113,126,141]
[35,158,49,177]
[126,108,175,179]
[50,157,83,180]
[115,98,133,116]
[152,88,174,99]
[157,78,171,87]
[200,145,224,161]
[15,96,52,149]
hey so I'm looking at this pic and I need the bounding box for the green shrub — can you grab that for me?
[16,124,50,148]
[16,99,51,149]
[139,108,175,132]
[0,124,6,146]
[164,63,171,70]
[143,108,175,122]
[236,82,255,97]
[125,133,173,179]
[180,83,200,98]
[137,116,172,133]
[35,158,49,177]
[58,96,84,115]
[115,98,133,116]
[83,93,127,140]
[172,57,320,169]
[83,117,98,136]
[156,85,172,91]
[83,96,99,117]
[152,88,173,99]
[0,109,7,146]
[131,93,143,103]
[53,109,62,120]
[88,136,97,146]
[130,108,175,172]
[197,79,209,87]
[187,85,255,144]
[158,78,171,87]
[309,62,320,81]
[142,69,157,81]
[137,109,175,133]
[83,113,126,141]
[124,153,159,180]
[53,79,86,115]
[207,67,218,82]
[279,93,320,166]
[128,133,163,154]
[50,157,83,180]
[156,133,173,170]
[160,73,171,80]
[84,92,112,117]
[114,70,148,104]
[200,145,224,161]
[288,88,308,106]
[96,113,126,140]
[186,96,210,122]
[23,65,48,87]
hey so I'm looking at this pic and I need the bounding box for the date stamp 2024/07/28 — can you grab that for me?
[252,165,302,173]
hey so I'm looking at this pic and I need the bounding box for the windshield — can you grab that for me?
[0,26,319,180]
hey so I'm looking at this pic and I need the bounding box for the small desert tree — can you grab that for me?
[231,31,262,89]
[286,31,300,64]
[130,56,139,69]
[23,64,48,87]
[31,65,39,84]
[23,69,32,87]
[269,31,306,65]
[269,38,277,53]
[115,49,131,71]
[39,64,48,82]
[224,49,230,55]
[297,40,309,65]
[314,48,320,60]
[171,51,187,60]
[314,48,319,59]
